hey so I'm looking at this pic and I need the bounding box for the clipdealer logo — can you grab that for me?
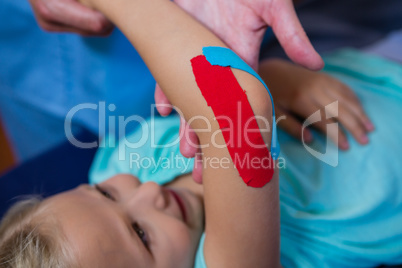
[64,101,339,167]
[301,101,339,167]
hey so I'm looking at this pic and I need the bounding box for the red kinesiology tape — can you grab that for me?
[191,55,274,187]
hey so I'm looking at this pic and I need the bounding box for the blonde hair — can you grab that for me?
[0,197,78,268]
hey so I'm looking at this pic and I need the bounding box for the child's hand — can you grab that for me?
[260,59,375,150]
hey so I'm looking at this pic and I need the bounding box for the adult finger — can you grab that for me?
[267,0,324,70]
[35,16,104,35]
[179,117,199,158]
[38,0,113,34]
[192,149,203,184]
[154,84,173,116]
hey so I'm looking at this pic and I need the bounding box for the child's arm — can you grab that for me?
[82,0,280,266]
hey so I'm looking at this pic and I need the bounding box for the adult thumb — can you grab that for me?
[267,0,324,70]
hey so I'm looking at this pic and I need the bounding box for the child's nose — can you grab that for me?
[126,182,168,211]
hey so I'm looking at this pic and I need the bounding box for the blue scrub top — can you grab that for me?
[0,0,156,161]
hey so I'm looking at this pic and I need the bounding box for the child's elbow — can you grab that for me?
[248,84,274,148]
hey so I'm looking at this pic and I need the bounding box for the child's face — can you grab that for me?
[41,174,204,267]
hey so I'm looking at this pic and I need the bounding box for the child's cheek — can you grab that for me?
[157,221,195,266]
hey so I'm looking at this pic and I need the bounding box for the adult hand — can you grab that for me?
[260,59,375,150]
[29,0,113,36]
[175,0,323,70]
[155,0,324,183]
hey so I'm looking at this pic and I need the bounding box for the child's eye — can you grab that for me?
[95,185,115,201]
[132,222,150,250]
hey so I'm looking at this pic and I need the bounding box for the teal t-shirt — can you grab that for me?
[90,115,194,185]
[89,49,402,267]
[279,49,402,267]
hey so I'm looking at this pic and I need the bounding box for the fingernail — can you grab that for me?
[360,135,369,144]
[365,121,375,132]
[340,141,349,150]
[159,107,169,116]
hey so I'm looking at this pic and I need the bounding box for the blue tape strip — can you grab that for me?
[203,46,280,159]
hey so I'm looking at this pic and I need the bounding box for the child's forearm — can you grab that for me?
[89,0,225,125]
[86,0,280,266]
[91,0,272,146]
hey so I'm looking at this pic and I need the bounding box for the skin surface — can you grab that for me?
[259,59,374,149]
[41,174,204,267]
